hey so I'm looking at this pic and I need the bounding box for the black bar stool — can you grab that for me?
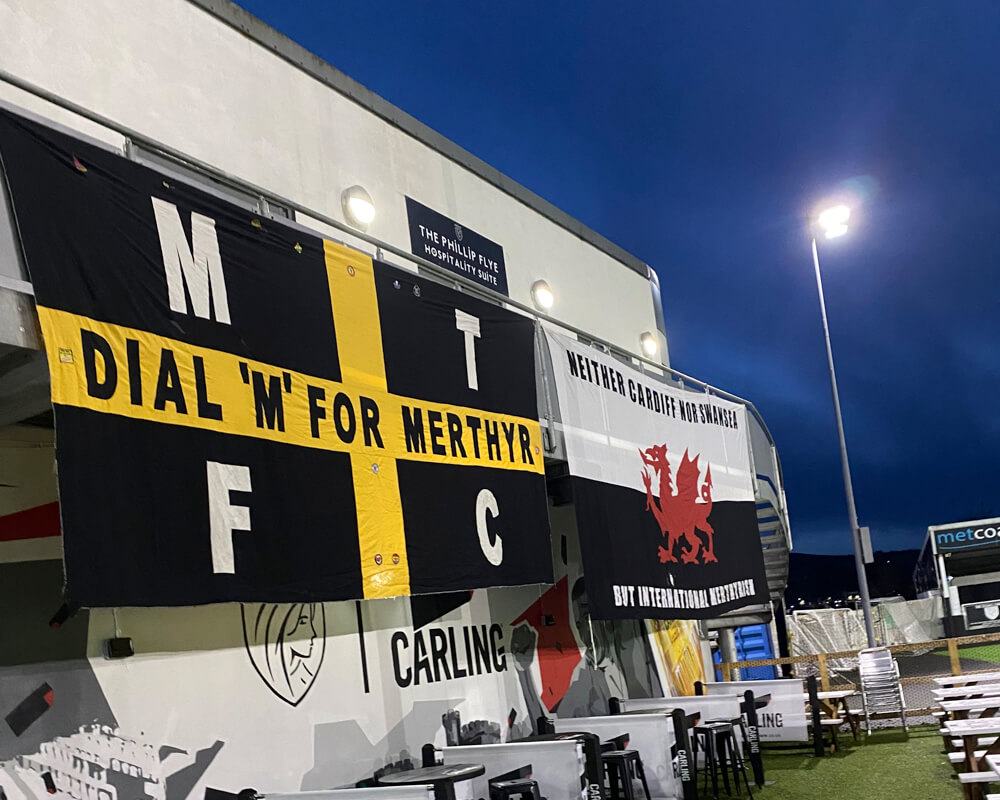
[489,778,541,800]
[692,722,722,800]
[602,749,651,800]
[706,714,755,790]
[693,722,753,800]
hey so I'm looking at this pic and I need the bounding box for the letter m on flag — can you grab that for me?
[151,197,232,324]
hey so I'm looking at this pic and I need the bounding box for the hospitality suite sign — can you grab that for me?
[405,197,508,295]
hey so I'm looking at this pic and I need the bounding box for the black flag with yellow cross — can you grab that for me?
[0,107,552,607]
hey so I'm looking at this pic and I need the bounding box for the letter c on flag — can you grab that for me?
[476,488,502,566]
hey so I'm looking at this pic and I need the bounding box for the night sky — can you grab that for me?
[235,1,1000,555]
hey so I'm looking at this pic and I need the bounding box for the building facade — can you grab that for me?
[0,2,791,797]
[916,517,1000,637]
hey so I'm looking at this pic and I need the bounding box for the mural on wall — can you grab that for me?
[241,603,326,706]
[511,577,582,717]
[0,427,60,564]
[0,561,226,800]
[1,453,670,798]
[506,523,663,729]
[1,725,223,800]
[648,619,706,697]
[509,576,661,721]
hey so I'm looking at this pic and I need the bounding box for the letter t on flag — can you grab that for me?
[455,309,481,391]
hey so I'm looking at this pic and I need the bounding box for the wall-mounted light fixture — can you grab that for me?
[531,280,554,312]
[341,185,375,230]
[640,331,659,358]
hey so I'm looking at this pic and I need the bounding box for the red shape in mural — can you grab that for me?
[0,501,61,542]
[512,576,582,711]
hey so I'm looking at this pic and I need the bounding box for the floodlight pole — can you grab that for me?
[811,237,877,648]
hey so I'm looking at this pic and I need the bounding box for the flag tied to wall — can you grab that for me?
[0,108,552,606]
[543,328,768,620]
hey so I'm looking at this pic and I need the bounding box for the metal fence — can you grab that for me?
[719,631,1000,727]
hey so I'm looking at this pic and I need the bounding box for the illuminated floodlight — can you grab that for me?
[816,204,850,239]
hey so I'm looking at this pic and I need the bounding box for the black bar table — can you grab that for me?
[376,764,485,800]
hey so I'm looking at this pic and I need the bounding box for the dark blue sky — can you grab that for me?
[236,1,1000,554]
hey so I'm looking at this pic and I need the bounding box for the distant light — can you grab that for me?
[816,204,850,239]
[342,185,375,229]
[640,332,658,358]
[818,204,850,228]
[531,280,554,312]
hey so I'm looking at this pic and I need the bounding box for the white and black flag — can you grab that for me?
[543,328,768,620]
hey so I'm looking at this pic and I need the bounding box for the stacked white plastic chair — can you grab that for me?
[858,646,908,734]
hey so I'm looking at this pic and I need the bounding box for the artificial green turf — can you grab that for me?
[754,726,960,800]
[931,644,1000,662]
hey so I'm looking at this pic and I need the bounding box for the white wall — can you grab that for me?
[0,497,670,798]
[0,0,661,358]
[0,5,682,796]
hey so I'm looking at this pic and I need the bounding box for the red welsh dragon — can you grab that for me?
[640,445,716,564]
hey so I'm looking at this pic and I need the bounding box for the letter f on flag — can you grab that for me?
[207,461,252,573]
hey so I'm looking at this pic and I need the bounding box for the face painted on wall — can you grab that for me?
[571,578,611,665]
[242,602,326,706]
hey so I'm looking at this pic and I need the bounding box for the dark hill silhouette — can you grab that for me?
[785,549,920,607]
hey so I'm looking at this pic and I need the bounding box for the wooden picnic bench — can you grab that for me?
[936,685,1000,700]
[945,718,1000,799]
[936,672,1000,688]
[941,697,1000,721]
[982,757,1000,800]
[803,689,861,742]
